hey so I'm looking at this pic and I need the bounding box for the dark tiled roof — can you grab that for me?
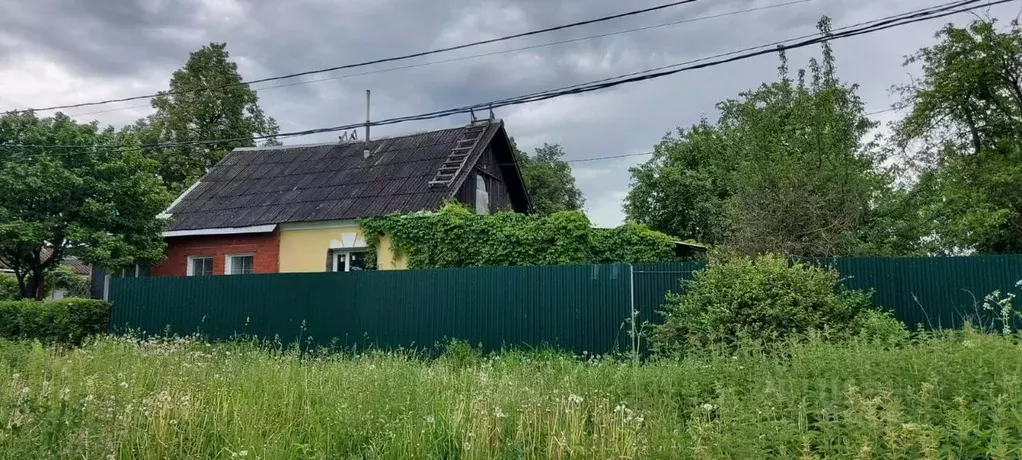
[167,121,508,231]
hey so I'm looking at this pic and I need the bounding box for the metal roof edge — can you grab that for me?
[158,180,203,218]
[163,224,278,238]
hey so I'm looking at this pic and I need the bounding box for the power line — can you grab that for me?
[9,0,707,114]
[61,0,811,119]
[566,152,655,163]
[1,0,1007,158]
[339,0,1003,128]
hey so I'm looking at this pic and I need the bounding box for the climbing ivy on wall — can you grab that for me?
[360,203,682,269]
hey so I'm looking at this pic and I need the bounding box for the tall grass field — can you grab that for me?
[2,333,1022,459]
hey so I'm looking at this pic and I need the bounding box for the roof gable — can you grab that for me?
[165,120,527,231]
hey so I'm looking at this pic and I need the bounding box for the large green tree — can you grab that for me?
[626,19,900,257]
[894,19,1022,253]
[142,42,280,193]
[0,112,171,299]
[513,141,585,215]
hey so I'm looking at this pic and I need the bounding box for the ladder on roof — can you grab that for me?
[429,121,490,187]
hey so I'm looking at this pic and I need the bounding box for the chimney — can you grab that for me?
[363,89,371,159]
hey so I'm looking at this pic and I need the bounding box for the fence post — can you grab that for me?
[629,263,637,359]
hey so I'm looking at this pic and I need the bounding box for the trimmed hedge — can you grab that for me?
[0,298,110,345]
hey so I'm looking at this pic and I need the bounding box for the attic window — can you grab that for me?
[475,173,490,215]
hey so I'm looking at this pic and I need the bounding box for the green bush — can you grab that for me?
[652,254,876,354]
[855,309,910,346]
[0,298,109,345]
[441,338,482,368]
[0,275,18,301]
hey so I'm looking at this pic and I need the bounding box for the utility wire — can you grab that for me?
[388,0,996,125]
[1,0,1007,157]
[61,0,811,119]
[9,0,707,114]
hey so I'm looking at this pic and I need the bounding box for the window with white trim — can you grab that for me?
[187,256,213,276]
[226,254,254,275]
[475,173,490,215]
[331,250,368,272]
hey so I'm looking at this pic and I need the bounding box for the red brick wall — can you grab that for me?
[149,230,280,277]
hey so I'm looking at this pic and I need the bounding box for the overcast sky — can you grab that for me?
[1,0,1019,227]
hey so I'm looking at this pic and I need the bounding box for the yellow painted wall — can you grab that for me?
[376,234,408,270]
[278,222,408,272]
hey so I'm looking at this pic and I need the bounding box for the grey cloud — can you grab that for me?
[3,0,1020,227]
[0,0,203,75]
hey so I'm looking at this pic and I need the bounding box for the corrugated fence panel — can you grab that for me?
[630,262,704,326]
[111,264,636,354]
[110,256,1022,353]
[833,255,1022,330]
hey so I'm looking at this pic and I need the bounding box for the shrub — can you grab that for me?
[0,298,109,345]
[0,275,18,301]
[441,338,482,368]
[854,309,910,346]
[652,254,875,354]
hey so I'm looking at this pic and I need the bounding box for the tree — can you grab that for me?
[625,122,735,245]
[513,141,585,215]
[0,112,171,299]
[143,42,280,193]
[894,19,1022,253]
[626,18,895,257]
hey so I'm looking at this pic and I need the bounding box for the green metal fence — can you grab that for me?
[109,263,700,354]
[109,255,1022,353]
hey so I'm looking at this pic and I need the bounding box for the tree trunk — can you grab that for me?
[27,265,45,301]
[14,272,28,300]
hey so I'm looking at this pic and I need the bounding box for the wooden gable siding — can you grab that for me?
[455,145,513,213]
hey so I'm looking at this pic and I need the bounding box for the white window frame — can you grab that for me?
[186,256,214,277]
[225,253,255,275]
[332,250,368,272]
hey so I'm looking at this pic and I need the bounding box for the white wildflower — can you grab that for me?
[424,415,435,424]
[567,394,583,404]
[701,403,716,412]
[119,381,128,389]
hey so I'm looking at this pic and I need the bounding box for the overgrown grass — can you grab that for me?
[2,332,1022,458]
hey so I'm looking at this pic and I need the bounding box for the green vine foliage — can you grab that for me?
[360,203,682,269]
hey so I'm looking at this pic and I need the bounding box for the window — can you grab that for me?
[475,173,490,215]
[187,256,213,276]
[332,250,368,272]
[226,254,254,275]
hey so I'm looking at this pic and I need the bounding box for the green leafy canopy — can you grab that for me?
[511,141,585,215]
[0,112,171,299]
[626,18,914,257]
[894,18,1022,254]
[133,42,280,193]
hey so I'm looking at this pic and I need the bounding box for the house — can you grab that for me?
[148,119,531,277]
[1,249,93,299]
